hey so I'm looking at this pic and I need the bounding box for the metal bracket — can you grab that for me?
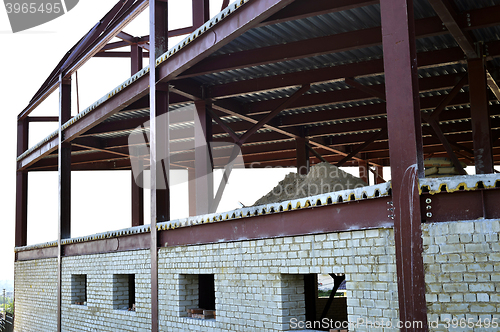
[425,197,432,218]
[387,200,394,219]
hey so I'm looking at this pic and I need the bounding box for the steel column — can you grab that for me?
[149,0,168,331]
[188,168,197,216]
[57,75,71,332]
[15,118,28,248]
[192,0,210,29]
[374,165,385,184]
[194,100,214,214]
[131,44,145,227]
[469,57,494,174]
[358,159,369,185]
[380,0,427,330]
[296,135,308,175]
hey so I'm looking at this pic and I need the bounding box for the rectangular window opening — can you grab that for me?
[113,274,136,311]
[306,273,348,328]
[71,274,87,306]
[179,274,216,320]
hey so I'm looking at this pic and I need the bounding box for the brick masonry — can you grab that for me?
[422,219,500,332]
[14,228,398,332]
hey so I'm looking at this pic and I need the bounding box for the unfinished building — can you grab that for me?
[13,0,500,331]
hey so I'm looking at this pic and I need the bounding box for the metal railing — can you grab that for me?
[0,313,13,332]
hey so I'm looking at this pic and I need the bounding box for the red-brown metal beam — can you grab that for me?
[427,0,477,59]
[296,134,308,175]
[149,1,168,331]
[336,129,387,167]
[469,57,494,174]
[131,43,144,227]
[15,118,28,247]
[28,116,59,122]
[18,0,148,121]
[194,100,214,214]
[205,44,487,100]
[193,0,210,29]
[381,0,427,330]
[260,0,378,27]
[94,51,151,58]
[157,0,297,81]
[57,76,72,332]
[345,77,386,100]
[358,159,369,184]
[19,0,298,171]
[177,4,500,79]
[237,84,310,144]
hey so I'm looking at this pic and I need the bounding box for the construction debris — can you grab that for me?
[254,162,367,205]
[187,308,215,319]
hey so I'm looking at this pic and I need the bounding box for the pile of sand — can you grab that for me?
[253,162,367,205]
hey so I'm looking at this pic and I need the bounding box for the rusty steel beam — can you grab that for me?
[149,1,169,331]
[15,118,28,247]
[487,72,500,101]
[94,51,151,58]
[131,43,145,228]
[28,116,59,122]
[306,142,328,163]
[160,196,394,247]
[469,57,494,174]
[296,135,309,175]
[18,0,148,121]
[206,107,241,142]
[345,77,386,100]
[20,0,299,170]
[427,0,477,59]
[177,4,500,79]
[204,44,488,100]
[381,0,427,330]
[57,76,71,332]
[423,117,467,175]
[238,84,310,144]
[157,0,297,81]
[260,0,378,27]
[421,189,500,223]
[193,0,210,29]
[336,129,387,167]
[194,100,214,215]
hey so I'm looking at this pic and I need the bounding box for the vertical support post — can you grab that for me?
[296,135,309,175]
[149,1,168,331]
[57,75,71,332]
[468,57,494,174]
[358,159,369,185]
[15,118,28,248]
[188,168,197,216]
[131,44,144,227]
[375,165,384,184]
[380,0,427,330]
[194,100,214,215]
[192,0,210,29]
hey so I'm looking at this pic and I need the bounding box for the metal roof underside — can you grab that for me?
[22,0,500,171]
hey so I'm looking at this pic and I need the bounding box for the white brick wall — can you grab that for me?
[15,228,398,332]
[158,228,399,332]
[422,219,500,332]
[14,258,58,332]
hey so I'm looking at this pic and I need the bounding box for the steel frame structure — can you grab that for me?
[14,0,500,331]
